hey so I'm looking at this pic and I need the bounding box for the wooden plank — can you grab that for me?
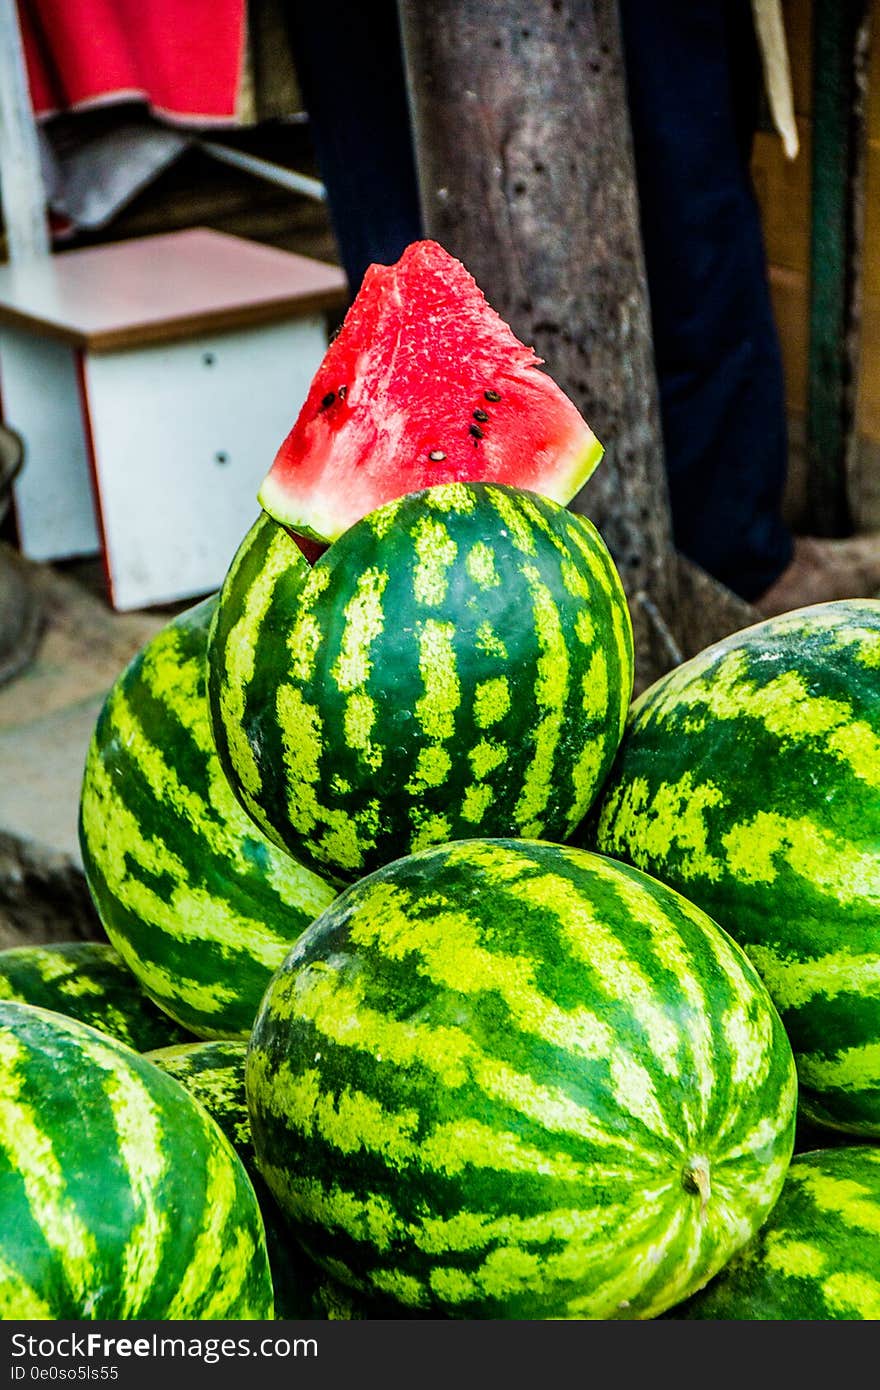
[856,290,880,437]
[0,228,348,351]
[782,409,809,529]
[768,263,810,412]
[861,136,880,297]
[851,432,880,526]
[783,0,814,117]
[751,120,812,272]
[868,0,880,145]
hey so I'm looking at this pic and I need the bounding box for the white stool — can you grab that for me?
[0,227,347,610]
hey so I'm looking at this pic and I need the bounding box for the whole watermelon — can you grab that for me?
[583,599,880,1137]
[0,1002,273,1319]
[78,594,337,1039]
[147,1039,390,1320]
[245,837,797,1320]
[0,941,191,1052]
[207,483,633,882]
[670,1146,880,1319]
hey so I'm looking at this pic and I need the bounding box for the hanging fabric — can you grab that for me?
[752,0,800,159]
[17,0,247,125]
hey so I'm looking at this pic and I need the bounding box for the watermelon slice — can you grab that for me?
[258,239,604,543]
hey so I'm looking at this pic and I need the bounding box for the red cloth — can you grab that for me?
[18,0,246,125]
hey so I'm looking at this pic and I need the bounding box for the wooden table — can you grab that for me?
[0,227,347,610]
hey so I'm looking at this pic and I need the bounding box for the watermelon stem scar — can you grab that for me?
[682,1156,712,1217]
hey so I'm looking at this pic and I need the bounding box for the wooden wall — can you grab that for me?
[750,0,880,530]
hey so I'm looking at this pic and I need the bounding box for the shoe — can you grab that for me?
[754,534,880,618]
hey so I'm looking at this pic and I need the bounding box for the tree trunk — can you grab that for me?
[397,0,760,687]
[806,0,871,535]
[397,0,684,678]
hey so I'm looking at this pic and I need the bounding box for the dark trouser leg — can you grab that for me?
[281,0,424,295]
[619,0,793,600]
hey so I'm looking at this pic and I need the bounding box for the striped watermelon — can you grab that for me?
[584,599,880,1138]
[794,1114,853,1155]
[258,239,603,546]
[78,593,337,1040]
[147,1039,378,1320]
[0,941,192,1052]
[245,837,797,1320]
[207,483,633,883]
[147,1040,254,1156]
[0,1001,273,1319]
[671,1146,880,1319]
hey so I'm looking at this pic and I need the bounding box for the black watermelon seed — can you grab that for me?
[473,408,489,423]
[338,385,348,399]
[428,449,447,461]
[469,423,484,440]
[484,389,502,402]
[320,391,336,409]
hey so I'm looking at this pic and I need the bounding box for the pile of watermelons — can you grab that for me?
[3,241,880,1321]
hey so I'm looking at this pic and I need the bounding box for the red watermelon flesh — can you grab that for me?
[258,240,604,543]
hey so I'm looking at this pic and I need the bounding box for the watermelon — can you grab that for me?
[793,1113,854,1155]
[583,599,880,1138]
[670,1146,880,1319]
[78,593,337,1040]
[0,941,192,1052]
[147,1040,254,1158]
[147,1038,382,1320]
[245,837,797,1320]
[0,1001,273,1319]
[257,239,603,545]
[207,484,633,882]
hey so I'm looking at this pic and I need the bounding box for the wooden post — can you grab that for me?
[397,0,756,687]
[807,0,871,536]
[0,0,50,262]
[0,0,48,685]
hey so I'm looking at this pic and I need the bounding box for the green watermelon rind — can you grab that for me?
[0,1001,274,1320]
[146,1038,394,1321]
[669,1146,880,1319]
[78,592,337,1040]
[257,434,605,546]
[208,483,634,883]
[245,836,797,1321]
[0,940,193,1053]
[583,598,880,1137]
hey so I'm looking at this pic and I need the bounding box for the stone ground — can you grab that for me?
[0,554,174,860]
[0,551,190,945]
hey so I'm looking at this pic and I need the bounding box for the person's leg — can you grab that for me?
[281,0,424,295]
[619,0,793,601]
